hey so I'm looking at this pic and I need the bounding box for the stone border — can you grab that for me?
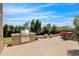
[11,33,60,46]
[11,33,37,46]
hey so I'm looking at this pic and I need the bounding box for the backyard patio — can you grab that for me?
[1,36,79,56]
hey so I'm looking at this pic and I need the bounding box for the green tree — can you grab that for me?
[8,25,14,37]
[41,24,51,35]
[73,16,79,30]
[41,26,48,34]
[3,24,9,37]
[3,24,25,37]
[8,25,14,32]
[46,24,51,34]
[60,26,68,31]
[14,26,20,33]
[50,25,58,34]
[35,19,41,34]
[73,16,79,42]
[23,22,30,29]
[31,19,36,32]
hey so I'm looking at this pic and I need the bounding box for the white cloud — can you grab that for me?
[3,3,55,14]
[4,3,75,26]
[4,21,25,26]
[4,16,48,21]
[4,15,74,26]
[4,8,34,14]
[43,21,73,27]
[59,11,79,17]
[4,13,61,21]
[37,3,54,9]
[42,17,73,26]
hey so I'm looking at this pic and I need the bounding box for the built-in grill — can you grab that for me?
[11,29,36,45]
[21,29,29,37]
[20,29,30,42]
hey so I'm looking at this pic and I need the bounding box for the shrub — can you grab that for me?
[73,16,79,43]
[50,25,58,34]
[59,31,70,40]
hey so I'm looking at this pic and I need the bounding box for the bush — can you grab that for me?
[73,16,79,43]
[59,31,71,40]
[50,25,58,34]
[75,31,79,43]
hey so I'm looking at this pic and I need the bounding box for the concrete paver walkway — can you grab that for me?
[1,36,79,56]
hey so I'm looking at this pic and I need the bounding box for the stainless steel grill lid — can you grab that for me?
[21,29,29,37]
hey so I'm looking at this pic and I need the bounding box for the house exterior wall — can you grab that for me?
[0,3,4,54]
[0,3,3,40]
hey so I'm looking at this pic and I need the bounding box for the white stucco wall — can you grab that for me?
[0,3,4,54]
[0,3,2,40]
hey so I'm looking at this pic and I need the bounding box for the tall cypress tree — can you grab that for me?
[31,19,36,32]
[35,19,41,34]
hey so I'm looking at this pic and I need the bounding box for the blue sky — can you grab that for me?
[3,3,79,27]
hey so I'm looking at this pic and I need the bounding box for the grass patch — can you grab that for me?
[3,37,12,45]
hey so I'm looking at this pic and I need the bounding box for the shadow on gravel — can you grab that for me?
[68,49,79,56]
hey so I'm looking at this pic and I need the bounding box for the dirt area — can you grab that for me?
[1,36,79,56]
